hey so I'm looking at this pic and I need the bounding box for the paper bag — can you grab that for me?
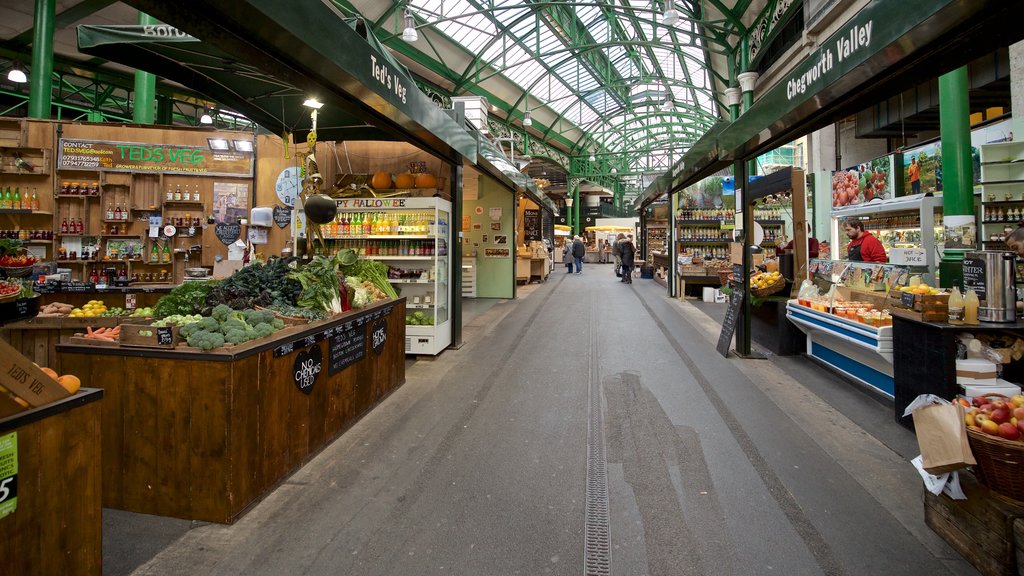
[912,403,976,474]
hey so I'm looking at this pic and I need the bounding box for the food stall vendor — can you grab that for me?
[844,219,887,263]
[1005,226,1024,257]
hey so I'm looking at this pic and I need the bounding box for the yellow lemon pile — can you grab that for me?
[898,283,940,296]
[69,300,107,318]
[750,271,782,290]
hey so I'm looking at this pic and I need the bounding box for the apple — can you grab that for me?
[966,412,979,427]
[974,395,990,408]
[1014,407,1024,421]
[1016,420,1024,436]
[992,400,1009,411]
[992,408,1011,424]
[998,422,1021,441]
[1011,395,1024,408]
[981,419,1001,435]
[956,397,972,408]
[980,403,995,414]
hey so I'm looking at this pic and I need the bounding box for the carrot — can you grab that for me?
[94,327,107,335]
[86,326,94,336]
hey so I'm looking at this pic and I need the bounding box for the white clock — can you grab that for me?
[275,167,301,207]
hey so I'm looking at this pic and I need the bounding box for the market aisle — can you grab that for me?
[121,266,978,576]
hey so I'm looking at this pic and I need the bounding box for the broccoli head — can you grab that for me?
[271,318,285,330]
[223,328,249,345]
[211,304,233,322]
[187,330,225,351]
[198,316,221,332]
[179,323,200,338]
[221,318,248,333]
[254,323,276,338]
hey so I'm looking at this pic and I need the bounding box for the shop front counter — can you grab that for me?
[0,389,104,576]
[891,315,1024,429]
[786,300,893,396]
[56,299,405,524]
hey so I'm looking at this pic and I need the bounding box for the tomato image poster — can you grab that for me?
[831,154,902,208]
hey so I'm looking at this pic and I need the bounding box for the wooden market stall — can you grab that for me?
[57,299,405,524]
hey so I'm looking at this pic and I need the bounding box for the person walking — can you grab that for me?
[571,235,586,274]
[619,233,636,284]
[611,233,624,276]
[562,239,574,273]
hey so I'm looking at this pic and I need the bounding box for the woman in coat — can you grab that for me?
[562,239,574,273]
[619,234,636,284]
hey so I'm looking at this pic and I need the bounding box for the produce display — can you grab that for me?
[203,257,301,314]
[84,326,120,341]
[750,271,782,290]
[0,279,22,299]
[406,310,434,326]
[69,300,108,318]
[179,305,286,351]
[0,365,80,408]
[960,394,1024,441]
[39,301,75,315]
[152,314,202,327]
[0,253,36,268]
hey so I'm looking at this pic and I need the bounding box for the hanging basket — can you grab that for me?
[0,265,33,278]
[717,269,733,286]
[750,275,786,298]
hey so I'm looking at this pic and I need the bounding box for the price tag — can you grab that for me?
[900,292,916,308]
[0,432,17,520]
[156,327,173,345]
[125,293,137,310]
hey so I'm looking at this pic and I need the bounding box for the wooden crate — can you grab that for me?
[925,471,1024,576]
[118,322,179,348]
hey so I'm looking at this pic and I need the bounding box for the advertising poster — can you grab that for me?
[213,182,249,224]
[831,154,899,208]
[901,117,1013,196]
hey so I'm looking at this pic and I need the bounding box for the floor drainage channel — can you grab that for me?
[584,293,611,576]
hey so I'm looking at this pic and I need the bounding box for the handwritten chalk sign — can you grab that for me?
[273,206,292,229]
[156,327,174,346]
[328,323,365,375]
[215,222,241,245]
[717,267,744,357]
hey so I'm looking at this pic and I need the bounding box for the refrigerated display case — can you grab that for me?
[830,194,943,284]
[327,197,452,355]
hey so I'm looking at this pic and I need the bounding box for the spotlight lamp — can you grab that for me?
[302,98,324,109]
[662,0,680,26]
[7,63,26,84]
[402,9,418,42]
[199,110,213,125]
[588,152,596,162]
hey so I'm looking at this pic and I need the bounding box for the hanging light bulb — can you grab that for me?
[523,110,532,127]
[588,152,596,162]
[402,9,418,42]
[662,0,680,26]
[7,63,26,84]
[199,109,213,125]
[661,96,674,112]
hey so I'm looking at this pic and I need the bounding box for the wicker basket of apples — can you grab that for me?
[962,393,1024,501]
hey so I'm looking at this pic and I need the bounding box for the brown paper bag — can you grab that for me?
[913,403,976,474]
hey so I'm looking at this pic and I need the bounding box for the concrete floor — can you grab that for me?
[104,267,978,575]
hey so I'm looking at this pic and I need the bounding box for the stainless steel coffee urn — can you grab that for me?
[963,251,1018,323]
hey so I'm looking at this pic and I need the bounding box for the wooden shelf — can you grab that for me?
[0,209,51,215]
[55,195,99,199]
[162,200,203,207]
[980,200,1024,205]
[100,235,142,238]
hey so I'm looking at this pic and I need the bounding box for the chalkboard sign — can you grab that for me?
[371,319,387,355]
[328,323,366,376]
[156,327,174,346]
[962,256,987,301]
[717,269,745,357]
[900,292,916,308]
[292,345,323,395]
[215,222,242,245]
[273,205,292,229]
[523,209,541,242]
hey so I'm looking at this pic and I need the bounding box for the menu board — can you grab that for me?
[717,265,744,357]
[523,209,541,242]
[962,256,987,301]
[58,138,254,177]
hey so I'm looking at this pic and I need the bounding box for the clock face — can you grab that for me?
[275,167,301,207]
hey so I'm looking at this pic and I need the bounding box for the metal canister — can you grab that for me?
[963,251,1017,323]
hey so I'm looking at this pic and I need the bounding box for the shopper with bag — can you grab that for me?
[619,234,636,284]
[611,233,624,277]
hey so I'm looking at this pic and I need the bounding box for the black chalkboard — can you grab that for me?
[215,222,241,245]
[370,319,387,355]
[962,256,987,301]
[273,205,292,229]
[717,270,744,357]
[292,345,323,395]
[328,323,366,376]
[900,292,915,308]
[523,209,541,242]
[156,327,173,346]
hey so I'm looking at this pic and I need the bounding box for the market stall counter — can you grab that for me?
[56,298,405,524]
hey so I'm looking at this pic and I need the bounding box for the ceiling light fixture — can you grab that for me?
[7,63,26,84]
[662,0,680,26]
[199,109,213,125]
[661,96,674,112]
[523,110,532,127]
[588,152,596,162]
[402,9,418,42]
[302,98,323,109]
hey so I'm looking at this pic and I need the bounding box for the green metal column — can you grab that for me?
[27,0,55,119]
[450,160,464,349]
[938,66,974,289]
[573,179,581,236]
[740,37,753,111]
[737,158,752,356]
[132,12,158,123]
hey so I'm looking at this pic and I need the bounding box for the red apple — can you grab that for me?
[1016,420,1024,436]
[998,423,1021,441]
[1012,407,1024,421]
[974,396,990,408]
[980,404,995,414]
[992,400,1009,411]
[992,408,1011,424]
[981,419,1001,435]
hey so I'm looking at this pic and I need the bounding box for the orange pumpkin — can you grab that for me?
[414,173,437,189]
[371,171,393,189]
[395,173,416,189]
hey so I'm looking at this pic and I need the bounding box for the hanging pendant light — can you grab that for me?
[523,110,533,127]
[199,109,213,125]
[402,9,418,42]
[7,63,26,84]
[662,0,680,26]
[588,152,596,162]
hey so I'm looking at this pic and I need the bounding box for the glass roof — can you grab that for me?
[396,0,724,167]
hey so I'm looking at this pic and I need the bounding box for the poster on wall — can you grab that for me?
[831,154,900,208]
[901,117,1014,196]
[213,182,249,224]
[484,248,510,258]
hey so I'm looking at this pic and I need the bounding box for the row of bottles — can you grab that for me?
[677,227,731,241]
[59,181,99,196]
[948,287,980,325]
[149,241,172,264]
[60,217,85,234]
[676,208,733,221]
[0,186,39,211]
[106,202,130,221]
[326,211,447,237]
[166,214,202,228]
[330,239,446,257]
[88,267,171,285]
[983,206,1024,223]
[680,247,731,260]
[0,229,52,240]
[861,214,942,229]
[165,184,201,203]
[753,206,784,220]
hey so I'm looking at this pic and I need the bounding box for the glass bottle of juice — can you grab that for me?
[964,289,980,325]
[947,287,964,325]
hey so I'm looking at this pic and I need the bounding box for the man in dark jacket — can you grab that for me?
[619,234,636,284]
[571,235,586,274]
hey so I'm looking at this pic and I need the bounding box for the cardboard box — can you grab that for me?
[0,339,71,407]
[730,242,743,264]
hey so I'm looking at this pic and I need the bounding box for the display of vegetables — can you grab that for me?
[152,314,202,327]
[204,257,302,313]
[178,305,286,350]
[39,302,75,315]
[341,252,398,299]
[0,254,36,267]
[154,280,219,319]
[406,311,434,326]
[288,253,352,316]
[0,279,21,299]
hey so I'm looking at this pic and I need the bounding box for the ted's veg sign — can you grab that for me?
[58,138,253,177]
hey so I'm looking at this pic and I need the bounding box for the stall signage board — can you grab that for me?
[890,247,926,266]
[215,223,242,245]
[273,206,292,229]
[371,319,387,355]
[523,209,541,242]
[0,340,69,406]
[58,138,254,177]
[717,266,745,357]
[328,321,366,376]
[962,257,987,301]
[0,432,16,520]
[274,306,393,357]
[292,345,322,395]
